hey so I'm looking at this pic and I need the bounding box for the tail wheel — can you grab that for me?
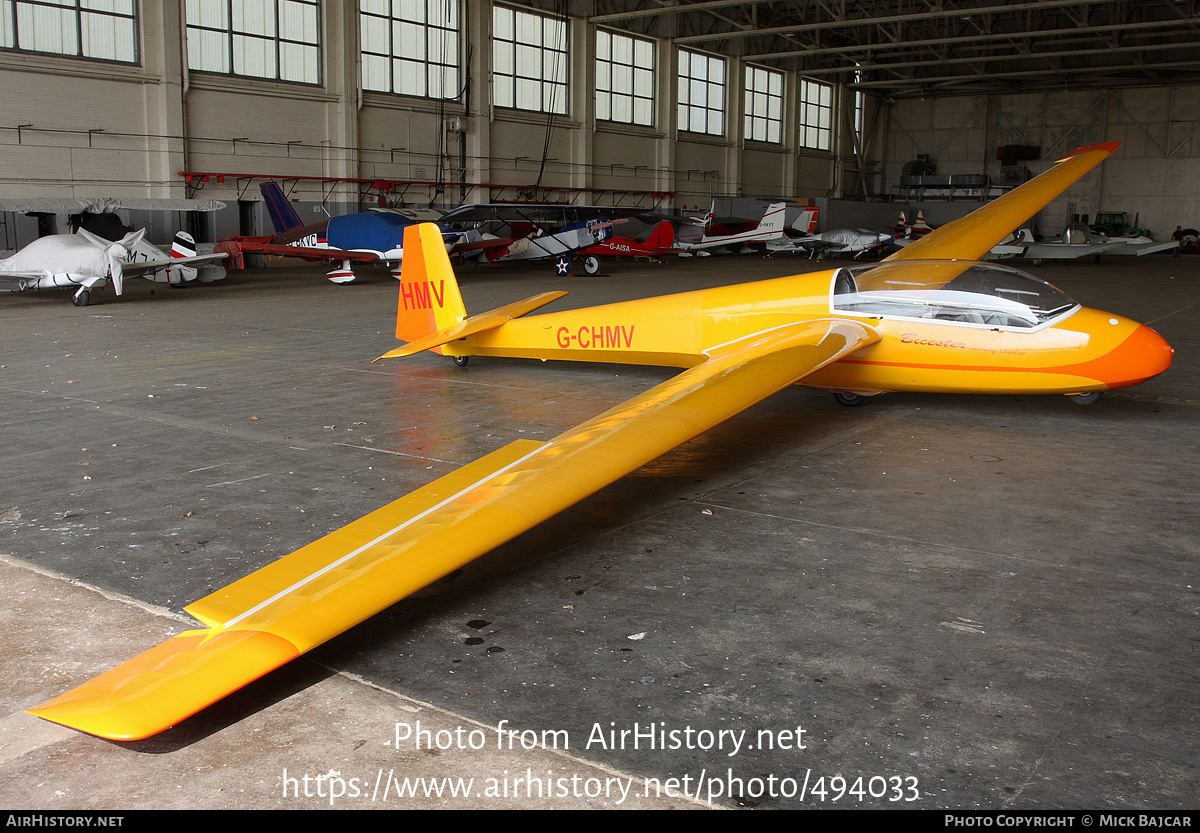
[453,355,470,367]
[1068,391,1102,405]
[582,256,601,275]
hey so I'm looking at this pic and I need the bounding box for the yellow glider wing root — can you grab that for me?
[29,318,878,741]
[885,141,1121,263]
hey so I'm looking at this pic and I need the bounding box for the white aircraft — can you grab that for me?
[0,228,227,306]
[675,202,788,255]
[768,227,895,259]
[987,228,1123,263]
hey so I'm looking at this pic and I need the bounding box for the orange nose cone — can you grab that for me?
[1106,324,1174,389]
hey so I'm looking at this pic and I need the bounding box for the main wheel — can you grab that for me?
[1068,391,1103,405]
[832,391,869,407]
[71,290,90,307]
[453,355,470,367]
[582,256,601,275]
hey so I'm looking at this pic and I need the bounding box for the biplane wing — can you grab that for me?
[28,289,877,740]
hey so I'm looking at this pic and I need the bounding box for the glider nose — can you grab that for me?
[1104,322,1173,389]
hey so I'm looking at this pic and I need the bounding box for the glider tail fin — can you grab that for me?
[395,222,468,348]
[260,181,305,233]
[378,222,566,362]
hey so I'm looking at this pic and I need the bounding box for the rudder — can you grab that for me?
[260,182,305,233]
[396,223,467,348]
[644,220,675,251]
[757,203,787,235]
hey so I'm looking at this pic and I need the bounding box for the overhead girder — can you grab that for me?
[583,0,1200,96]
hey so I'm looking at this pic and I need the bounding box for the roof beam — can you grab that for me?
[666,0,1113,43]
[743,18,1200,62]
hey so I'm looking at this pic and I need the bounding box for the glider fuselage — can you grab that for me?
[449,263,1172,397]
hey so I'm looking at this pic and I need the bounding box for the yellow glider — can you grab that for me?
[30,141,1172,740]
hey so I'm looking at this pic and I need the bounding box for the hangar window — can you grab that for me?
[596,29,654,127]
[0,0,137,63]
[798,78,832,151]
[677,48,724,136]
[744,64,782,144]
[492,5,567,115]
[361,0,460,99]
[185,0,321,85]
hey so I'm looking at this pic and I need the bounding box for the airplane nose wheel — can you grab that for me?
[832,391,869,406]
[1068,391,1103,405]
[453,355,470,367]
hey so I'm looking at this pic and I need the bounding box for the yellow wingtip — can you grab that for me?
[27,629,300,741]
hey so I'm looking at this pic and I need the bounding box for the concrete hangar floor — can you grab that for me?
[0,250,1195,810]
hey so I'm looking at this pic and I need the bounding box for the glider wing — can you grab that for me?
[29,316,877,740]
[885,141,1121,263]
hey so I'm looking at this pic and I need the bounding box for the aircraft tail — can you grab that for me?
[170,231,196,258]
[379,223,567,361]
[756,203,787,236]
[260,182,305,233]
[792,206,819,235]
[644,220,675,251]
[396,223,468,349]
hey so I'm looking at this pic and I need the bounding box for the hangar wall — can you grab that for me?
[0,0,1192,243]
[0,0,846,230]
[885,88,1200,240]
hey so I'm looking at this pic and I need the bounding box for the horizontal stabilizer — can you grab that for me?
[375,290,568,361]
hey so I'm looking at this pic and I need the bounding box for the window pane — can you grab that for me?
[279,1,317,42]
[516,12,539,46]
[397,21,423,60]
[363,53,389,89]
[19,3,77,54]
[400,0,423,24]
[493,38,512,74]
[234,33,275,77]
[396,57,424,95]
[634,67,652,98]
[362,16,388,53]
[634,97,652,125]
[190,27,228,72]
[188,0,227,31]
[233,0,275,38]
[493,6,512,40]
